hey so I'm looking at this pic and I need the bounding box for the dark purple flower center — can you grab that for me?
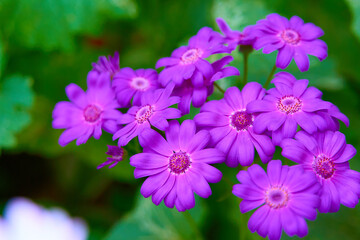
[83,105,102,123]
[131,77,150,91]
[277,95,302,114]
[230,111,253,131]
[312,154,335,179]
[280,29,300,45]
[168,151,191,174]
[135,105,154,124]
[181,48,203,65]
[265,187,289,209]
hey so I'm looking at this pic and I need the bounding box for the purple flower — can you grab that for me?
[272,72,349,131]
[173,56,239,114]
[216,18,256,50]
[253,13,328,72]
[247,72,332,145]
[281,131,360,213]
[195,83,275,167]
[130,120,225,212]
[156,27,230,86]
[97,145,125,169]
[52,71,121,146]
[113,83,181,146]
[233,160,320,240]
[112,68,160,107]
[92,51,120,77]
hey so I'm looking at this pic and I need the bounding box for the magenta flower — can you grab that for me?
[52,71,121,146]
[130,120,224,212]
[194,83,275,167]
[247,73,332,145]
[173,56,239,114]
[253,13,328,72]
[113,83,181,146]
[156,27,230,86]
[92,51,120,77]
[216,18,256,50]
[271,72,349,131]
[97,145,125,169]
[281,131,360,213]
[233,160,320,240]
[112,68,160,107]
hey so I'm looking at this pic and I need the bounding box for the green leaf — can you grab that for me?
[0,0,137,51]
[212,0,269,29]
[0,38,3,78]
[0,75,34,148]
[105,195,205,240]
[345,0,360,40]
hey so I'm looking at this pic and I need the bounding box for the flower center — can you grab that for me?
[181,48,203,65]
[135,105,154,124]
[277,95,302,114]
[265,186,289,209]
[280,29,300,45]
[130,77,150,91]
[83,105,102,123]
[312,154,335,179]
[230,110,253,131]
[168,151,191,174]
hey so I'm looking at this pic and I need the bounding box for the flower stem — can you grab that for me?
[183,211,203,240]
[264,64,277,89]
[214,82,225,94]
[242,52,249,85]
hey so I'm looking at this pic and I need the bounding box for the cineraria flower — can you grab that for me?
[253,13,328,72]
[216,18,256,50]
[173,56,239,114]
[247,73,332,145]
[281,131,360,213]
[112,68,160,107]
[92,51,120,77]
[195,83,275,167]
[156,27,231,86]
[52,71,121,146]
[113,83,181,146]
[97,145,125,169]
[0,198,87,240]
[130,120,225,212]
[233,160,320,240]
[271,72,349,131]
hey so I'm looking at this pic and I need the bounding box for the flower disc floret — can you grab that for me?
[312,155,335,179]
[130,77,150,91]
[168,151,191,174]
[83,105,102,123]
[135,105,154,124]
[280,29,300,45]
[277,95,302,114]
[180,49,204,65]
[230,111,253,131]
[265,186,289,209]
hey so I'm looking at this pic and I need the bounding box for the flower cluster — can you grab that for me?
[52,13,359,240]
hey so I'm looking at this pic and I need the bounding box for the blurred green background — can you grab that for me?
[1,0,360,239]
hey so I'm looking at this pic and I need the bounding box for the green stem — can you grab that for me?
[264,64,277,89]
[242,53,249,85]
[183,211,203,240]
[239,205,248,240]
[214,82,225,94]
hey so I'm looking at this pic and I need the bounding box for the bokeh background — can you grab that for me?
[1,0,360,239]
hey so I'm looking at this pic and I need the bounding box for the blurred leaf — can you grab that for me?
[105,195,205,240]
[212,0,269,29]
[0,38,3,78]
[0,75,34,148]
[0,0,137,51]
[345,0,360,41]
